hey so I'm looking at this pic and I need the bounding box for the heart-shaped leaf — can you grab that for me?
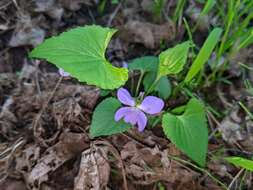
[30,25,128,89]
[162,98,208,166]
[90,97,132,138]
[158,41,190,77]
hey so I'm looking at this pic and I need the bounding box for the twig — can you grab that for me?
[0,137,25,182]
[0,1,11,10]
[33,76,63,146]
[168,155,228,189]
[207,110,222,140]
[88,8,96,24]
[228,169,244,190]
[11,0,20,11]
[107,1,122,27]
[216,83,233,108]
[239,101,253,120]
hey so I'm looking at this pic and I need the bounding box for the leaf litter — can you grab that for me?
[0,63,227,189]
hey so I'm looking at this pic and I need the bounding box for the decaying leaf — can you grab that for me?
[74,146,110,190]
[34,0,95,15]
[219,108,253,152]
[27,132,89,189]
[219,108,244,144]
[0,179,26,190]
[8,15,45,47]
[121,141,198,185]
[59,0,95,11]
[33,0,64,20]
[122,20,175,49]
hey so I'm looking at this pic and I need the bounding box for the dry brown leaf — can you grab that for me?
[121,141,197,185]
[121,20,175,49]
[59,0,95,11]
[26,132,89,189]
[219,108,245,144]
[8,15,45,47]
[33,0,63,20]
[0,179,26,190]
[74,146,110,190]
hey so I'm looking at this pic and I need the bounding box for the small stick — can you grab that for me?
[33,76,63,146]
[228,169,244,190]
[107,1,122,27]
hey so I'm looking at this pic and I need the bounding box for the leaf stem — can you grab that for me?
[130,71,135,95]
[172,82,184,98]
[146,75,161,95]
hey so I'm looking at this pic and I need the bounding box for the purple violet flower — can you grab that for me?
[122,61,128,68]
[115,88,164,132]
[58,68,70,77]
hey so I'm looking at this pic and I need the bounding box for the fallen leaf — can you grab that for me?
[33,0,63,20]
[8,15,45,47]
[74,147,110,190]
[121,20,175,49]
[27,132,89,189]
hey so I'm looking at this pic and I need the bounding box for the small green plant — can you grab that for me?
[173,0,186,24]
[29,25,222,167]
[184,27,222,85]
[152,0,166,22]
[225,156,253,172]
[208,0,253,83]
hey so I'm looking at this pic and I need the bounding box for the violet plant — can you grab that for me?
[29,25,222,167]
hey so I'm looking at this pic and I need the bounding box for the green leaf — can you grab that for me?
[162,98,208,166]
[184,28,222,83]
[170,105,186,115]
[90,97,132,138]
[158,41,190,77]
[129,56,158,73]
[30,25,128,89]
[156,77,171,99]
[129,55,171,98]
[100,89,110,97]
[143,72,171,99]
[200,0,216,16]
[225,157,253,171]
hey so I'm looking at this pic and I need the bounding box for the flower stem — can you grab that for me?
[135,71,144,97]
[146,75,161,95]
[130,70,135,95]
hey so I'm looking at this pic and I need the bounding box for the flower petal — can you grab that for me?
[123,107,140,125]
[123,108,147,131]
[115,107,148,131]
[123,111,138,125]
[114,107,132,122]
[122,61,128,68]
[136,111,147,132]
[117,88,135,106]
[59,68,70,77]
[139,96,164,114]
